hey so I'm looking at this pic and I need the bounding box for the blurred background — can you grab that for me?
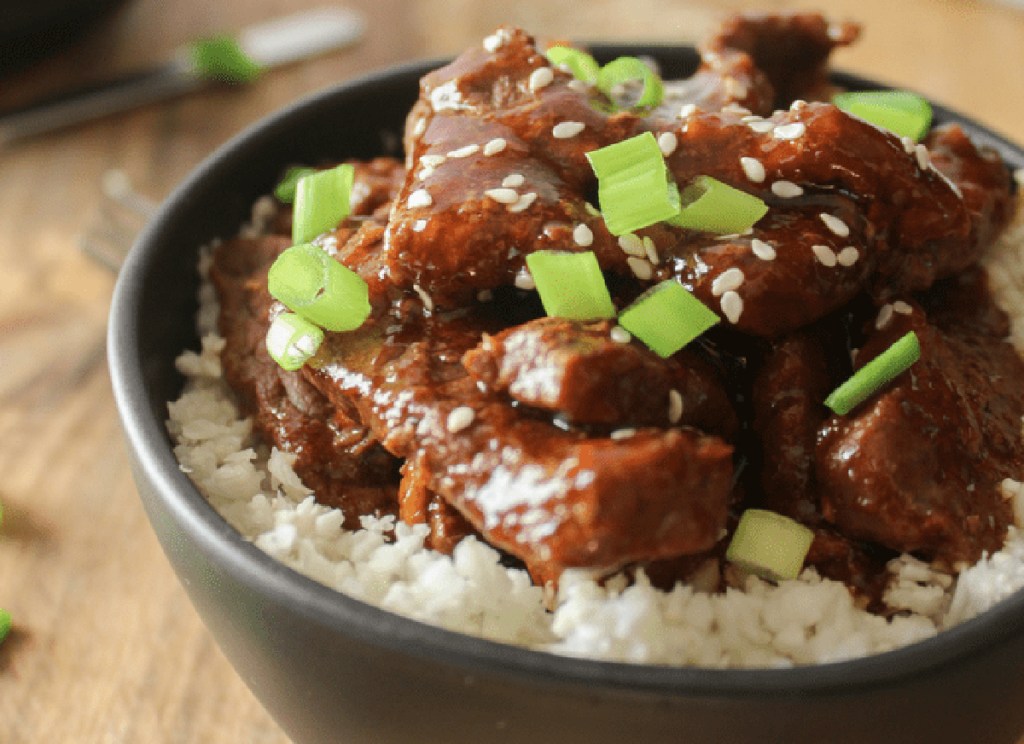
[0,0,1022,741]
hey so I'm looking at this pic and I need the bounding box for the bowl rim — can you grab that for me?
[108,45,1024,700]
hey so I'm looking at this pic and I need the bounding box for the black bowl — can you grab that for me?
[108,47,1024,744]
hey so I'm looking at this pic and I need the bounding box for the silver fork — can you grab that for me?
[79,170,159,272]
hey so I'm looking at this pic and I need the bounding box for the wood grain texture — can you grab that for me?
[0,0,1021,741]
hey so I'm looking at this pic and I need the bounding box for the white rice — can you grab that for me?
[165,194,1024,668]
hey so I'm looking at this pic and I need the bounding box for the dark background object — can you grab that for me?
[109,47,1024,744]
[0,0,127,75]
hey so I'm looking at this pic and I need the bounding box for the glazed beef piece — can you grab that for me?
[211,235,401,525]
[386,24,1011,337]
[462,316,738,436]
[302,309,734,578]
[816,303,1024,567]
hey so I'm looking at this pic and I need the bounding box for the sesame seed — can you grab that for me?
[1015,168,1024,188]
[484,188,519,204]
[790,99,807,111]
[610,427,637,441]
[508,192,538,213]
[618,233,645,257]
[901,136,917,155]
[724,77,748,100]
[771,180,804,198]
[836,246,860,267]
[720,290,744,324]
[819,213,850,237]
[679,103,697,118]
[420,155,446,168]
[417,166,435,180]
[413,283,434,312]
[483,137,507,156]
[447,406,476,433]
[712,267,745,296]
[514,268,536,290]
[914,143,931,170]
[502,173,525,188]
[573,224,594,247]
[747,119,774,134]
[642,236,659,265]
[529,66,554,91]
[875,303,894,330]
[658,131,678,156]
[610,325,631,344]
[812,244,838,267]
[774,122,806,140]
[412,118,426,137]
[668,389,684,424]
[740,156,766,183]
[722,103,751,116]
[553,121,586,139]
[584,202,601,217]
[447,144,480,159]
[627,256,653,281]
[407,189,433,208]
[893,300,913,315]
[567,79,590,94]
[482,30,508,52]
[751,238,776,261]
[413,219,428,232]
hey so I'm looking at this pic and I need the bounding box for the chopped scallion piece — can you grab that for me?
[0,608,11,646]
[586,132,680,236]
[669,175,769,234]
[726,509,814,581]
[274,166,316,204]
[596,56,664,109]
[524,250,616,320]
[544,45,600,84]
[266,312,324,371]
[832,90,933,142]
[267,243,371,332]
[189,35,263,84]
[292,163,355,244]
[824,330,921,415]
[617,280,720,357]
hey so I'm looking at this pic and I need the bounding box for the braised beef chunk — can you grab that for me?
[816,306,1023,566]
[212,12,1024,596]
[462,317,737,435]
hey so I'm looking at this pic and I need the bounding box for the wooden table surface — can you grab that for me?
[0,0,1022,741]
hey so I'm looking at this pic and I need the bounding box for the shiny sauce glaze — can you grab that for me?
[212,12,1023,597]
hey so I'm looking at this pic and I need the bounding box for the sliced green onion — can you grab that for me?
[617,280,720,358]
[524,250,616,320]
[833,90,933,142]
[267,243,371,332]
[726,509,815,581]
[586,132,680,236]
[292,163,355,244]
[544,45,600,84]
[266,312,324,371]
[824,330,921,415]
[596,56,664,109]
[274,166,316,204]
[189,35,262,84]
[0,608,11,646]
[669,175,769,234]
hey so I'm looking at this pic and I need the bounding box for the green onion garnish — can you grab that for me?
[832,90,933,142]
[617,280,720,358]
[824,330,921,415]
[544,45,600,84]
[189,35,263,84]
[524,250,616,320]
[266,312,324,371]
[267,243,371,332]
[669,175,769,234]
[596,56,664,109]
[0,608,11,646]
[586,132,681,236]
[726,509,815,581]
[274,166,316,204]
[291,163,355,245]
